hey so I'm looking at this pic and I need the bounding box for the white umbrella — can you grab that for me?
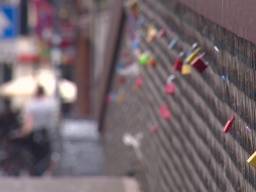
[0,69,77,103]
[0,75,35,97]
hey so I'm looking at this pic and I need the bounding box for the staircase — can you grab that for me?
[0,177,140,192]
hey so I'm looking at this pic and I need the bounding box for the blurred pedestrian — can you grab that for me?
[17,85,59,176]
[0,98,20,138]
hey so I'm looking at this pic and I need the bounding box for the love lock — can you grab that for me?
[173,52,185,72]
[181,64,192,75]
[184,47,201,64]
[223,115,235,133]
[164,83,176,95]
[159,105,171,120]
[164,74,176,95]
[147,25,158,43]
[191,53,208,73]
[168,37,178,49]
[148,57,157,68]
[138,53,150,65]
[149,125,160,134]
[174,58,183,72]
[247,151,256,167]
[135,76,143,89]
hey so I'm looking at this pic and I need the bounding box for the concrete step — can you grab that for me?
[56,119,104,176]
[0,177,140,192]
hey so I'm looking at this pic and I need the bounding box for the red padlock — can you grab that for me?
[223,115,235,133]
[173,58,183,72]
[191,54,208,73]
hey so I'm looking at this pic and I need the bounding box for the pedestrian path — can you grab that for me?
[0,119,141,192]
[0,177,140,192]
[56,119,104,176]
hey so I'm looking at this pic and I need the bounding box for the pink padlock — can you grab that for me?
[164,83,176,95]
[135,76,143,89]
[159,105,171,120]
[149,126,160,134]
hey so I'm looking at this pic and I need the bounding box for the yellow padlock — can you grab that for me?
[247,151,256,167]
[181,64,192,75]
[146,26,158,43]
[184,47,201,64]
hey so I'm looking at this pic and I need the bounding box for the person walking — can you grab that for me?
[17,85,59,176]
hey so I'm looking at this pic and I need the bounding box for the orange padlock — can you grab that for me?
[148,58,157,68]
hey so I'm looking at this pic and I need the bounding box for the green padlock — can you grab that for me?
[139,53,150,65]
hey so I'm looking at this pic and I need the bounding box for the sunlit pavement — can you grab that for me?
[0,177,140,192]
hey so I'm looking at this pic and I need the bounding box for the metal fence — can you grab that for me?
[102,0,256,191]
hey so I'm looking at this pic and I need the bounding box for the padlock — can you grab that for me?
[223,115,235,133]
[149,126,160,134]
[147,26,158,43]
[164,83,176,95]
[138,53,150,65]
[168,38,178,49]
[135,76,143,89]
[166,74,176,84]
[148,57,157,68]
[191,54,208,73]
[181,64,192,75]
[247,151,256,167]
[184,47,201,64]
[159,105,171,120]
[173,58,183,72]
